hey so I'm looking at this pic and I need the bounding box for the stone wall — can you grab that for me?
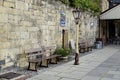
[101,0,109,12]
[0,0,98,69]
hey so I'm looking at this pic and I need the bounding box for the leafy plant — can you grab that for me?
[61,0,70,5]
[54,48,70,57]
[60,0,101,16]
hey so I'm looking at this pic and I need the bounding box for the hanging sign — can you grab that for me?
[60,10,65,27]
[90,22,94,29]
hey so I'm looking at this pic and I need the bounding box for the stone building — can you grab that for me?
[109,0,120,8]
[0,0,98,69]
[99,0,120,45]
[101,0,109,12]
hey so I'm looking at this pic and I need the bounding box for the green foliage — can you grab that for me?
[60,0,101,15]
[87,0,101,16]
[61,0,70,5]
[54,48,70,57]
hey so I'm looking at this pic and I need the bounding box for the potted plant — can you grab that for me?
[54,47,70,61]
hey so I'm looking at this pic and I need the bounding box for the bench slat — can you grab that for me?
[25,46,59,71]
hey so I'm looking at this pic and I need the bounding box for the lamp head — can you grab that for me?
[72,8,81,24]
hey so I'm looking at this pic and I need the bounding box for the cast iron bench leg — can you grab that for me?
[41,59,49,67]
[50,57,57,64]
[28,62,38,71]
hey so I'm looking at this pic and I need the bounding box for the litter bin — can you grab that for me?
[96,41,102,49]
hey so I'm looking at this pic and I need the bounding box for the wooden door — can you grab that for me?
[62,30,68,49]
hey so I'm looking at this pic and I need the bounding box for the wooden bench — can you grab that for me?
[79,42,86,53]
[25,46,60,71]
[25,48,44,71]
[87,44,92,51]
[40,46,60,67]
[79,42,92,53]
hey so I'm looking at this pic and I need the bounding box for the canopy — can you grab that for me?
[100,4,120,20]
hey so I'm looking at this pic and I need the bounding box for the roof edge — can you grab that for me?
[100,4,120,15]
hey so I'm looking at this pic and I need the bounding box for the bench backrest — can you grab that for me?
[25,48,43,60]
[25,46,56,60]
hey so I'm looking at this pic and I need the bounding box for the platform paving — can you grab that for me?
[26,45,120,80]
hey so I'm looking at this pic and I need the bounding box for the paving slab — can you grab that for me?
[26,45,120,80]
[59,78,77,80]
[113,74,120,79]
[101,78,119,80]
[81,76,100,80]
[27,74,61,80]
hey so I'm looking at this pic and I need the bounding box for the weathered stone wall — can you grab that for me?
[0,0,98,69]
[101,0,109,12]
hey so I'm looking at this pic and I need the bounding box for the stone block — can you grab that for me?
[3,1,15,8]
[18,53,28,68]
[36,20,43,24]
[21,21,32,26]
[24,11,31,16]
[48,21,55,26]
[0,14,8,22]
[0,37,7,42]
[27,27,39,31]
[40,25,49,29]
[8,32,21,40]
[33,11,40,16]
[29,32,37,39]
[21,32,29,39]
[16,1,28,10]
[0,42,11,49]
[0,27,7,34]
[4,0,15,2]
[2,62,14,68]
[0,0,3,6]
[25,0,33,4]
[33,44,40,48]
[8,32,16,39]
[15,27,27,32]
[0,49,8,60]
[8,14,15,21]
[31,39,38,43]
[0,6,13,14]
[14,16,22,24]
[32,5,39,10]
[13,9,23,15]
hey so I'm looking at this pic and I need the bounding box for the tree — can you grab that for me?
[60,0,101,15]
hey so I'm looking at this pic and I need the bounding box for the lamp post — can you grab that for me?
[72,8,81,65]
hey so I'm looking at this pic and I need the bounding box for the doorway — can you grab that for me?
[109,21,115,39]
[62,29,68,49]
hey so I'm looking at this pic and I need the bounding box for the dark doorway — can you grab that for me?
[62,29,68,48]
[109,20,115,39]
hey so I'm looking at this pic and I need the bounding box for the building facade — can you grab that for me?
[0,0,98,69]
[99,0,120,45]
[101,0,109,12]
[109,0,120,8]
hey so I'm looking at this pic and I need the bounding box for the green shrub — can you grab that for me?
[54,48,70,57]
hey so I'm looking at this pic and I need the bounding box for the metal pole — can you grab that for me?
[74,23,79,65]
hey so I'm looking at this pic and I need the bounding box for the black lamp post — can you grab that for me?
[72,8,81,65]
